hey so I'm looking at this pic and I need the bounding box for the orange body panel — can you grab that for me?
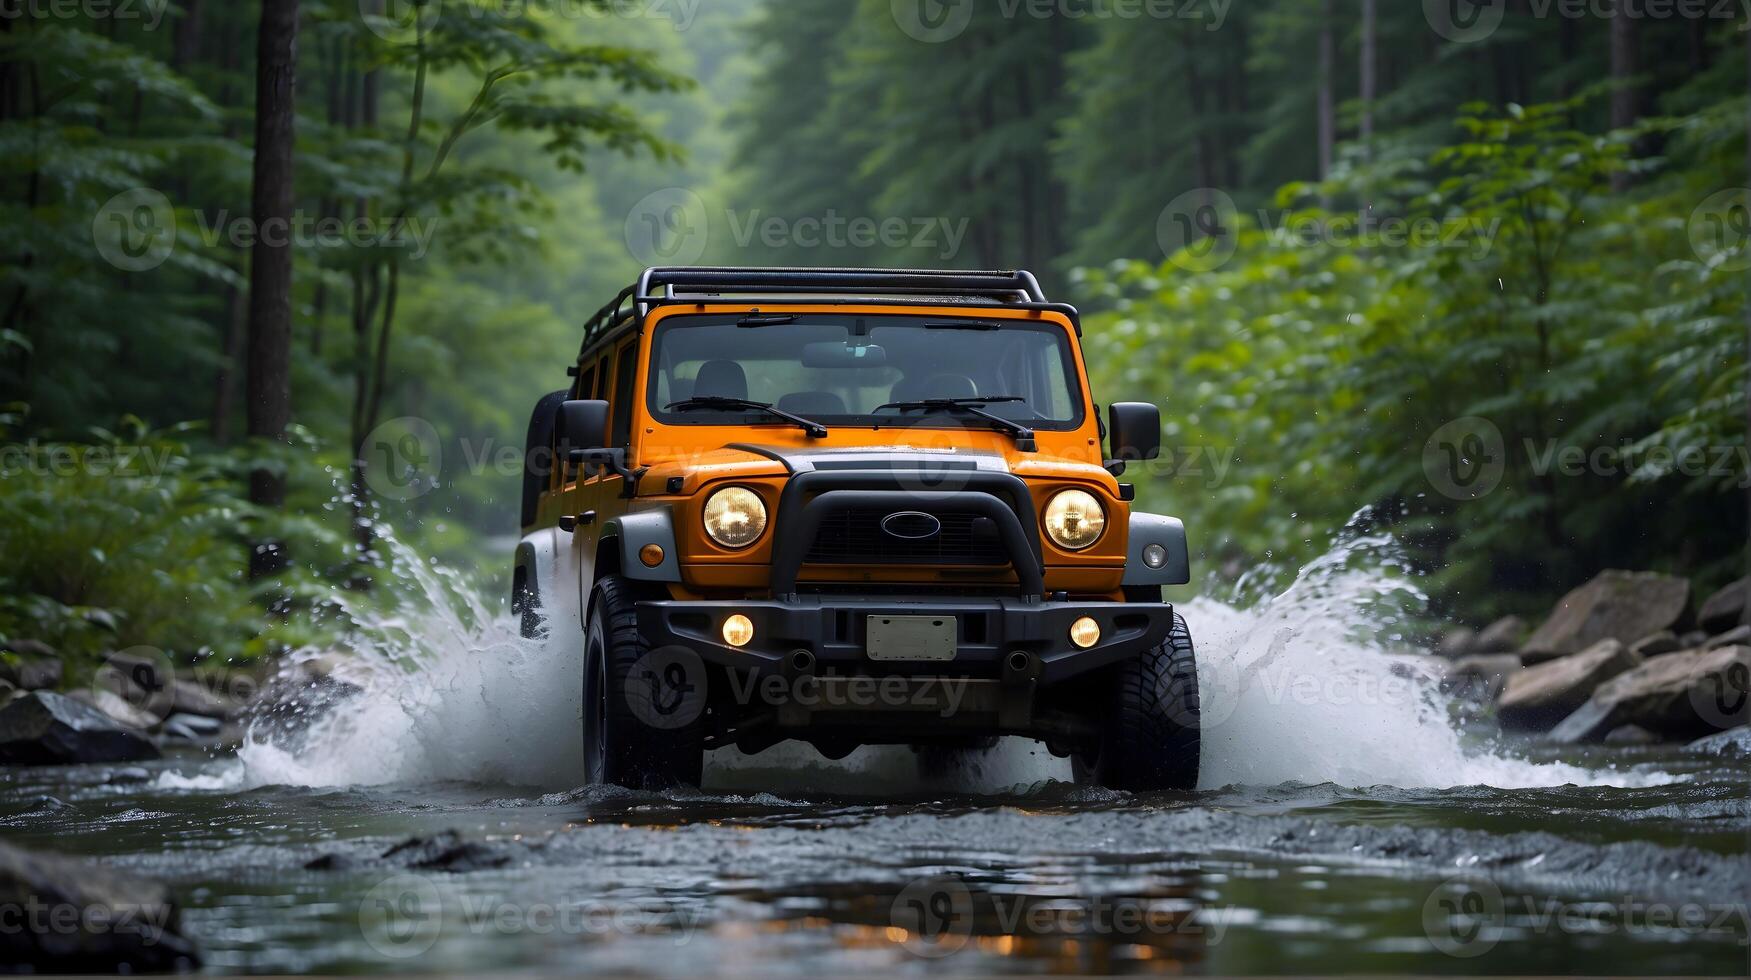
[544,303,1131,598]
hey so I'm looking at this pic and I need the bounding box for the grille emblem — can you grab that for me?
[881,511,941,541]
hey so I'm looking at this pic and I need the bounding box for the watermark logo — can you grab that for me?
[1157,189,1239,273]
[358,874,446,959]
[1423,0,1507,43]
[361,416,443,502]
[361,0,442,45]
[93,188,176,273]
[88,645,176,723]
[890,875,974,958]
[625,187,709,266]
[624,645,709,730]
[1688,651,1751,731]
[891,0,974,42]
[1423,875,1505,957]
[1688,188,1751,273]
[1423,416,1506,501]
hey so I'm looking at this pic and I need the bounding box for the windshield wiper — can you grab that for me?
[873,396,1038,452]
[665,396,828,438]
[737,313,799,327]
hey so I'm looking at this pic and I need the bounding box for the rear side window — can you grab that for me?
[611,343,638,450]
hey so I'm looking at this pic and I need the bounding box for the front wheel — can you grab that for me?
[582,575,704,789]
[1083,613,1202,792]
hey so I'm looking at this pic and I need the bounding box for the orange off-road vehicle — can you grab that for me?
[513,268,1199,791]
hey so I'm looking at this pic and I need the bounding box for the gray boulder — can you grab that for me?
[1628,630,1682,658]
[1435,626,1477,658]
[1688,726,1751,758]
[0,692,159,765]
[0,839,200,972]
[1473,615,1528,654]
[1521,571,1690,664]
[1441,654,1523,702]
[1549,645,1751,743]
[1603,724,1660,746]
[68,689,161,733]
[161,713,222,742]
[169,679,238,720]
[1703,625,1751,650]
[1497,639,1642,730]
[1,656,64,691]
[1698,576,1750,633]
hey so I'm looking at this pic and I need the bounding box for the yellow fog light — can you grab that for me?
[703,486,768,548]
[722,614,755,648]
[639,544,665,568]
[1070,616,1101,649]
[1044,489,1106,551]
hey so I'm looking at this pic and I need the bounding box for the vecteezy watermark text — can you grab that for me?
[0,0,169,29]
[891,0,1232,43]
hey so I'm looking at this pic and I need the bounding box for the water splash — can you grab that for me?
[235,519,1669,792]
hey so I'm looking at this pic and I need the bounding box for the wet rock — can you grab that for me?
[1687,725,1751,758]
[1602,724,1659,746]
[168,679,238,720]
[1702,625,1751,650]
[0,692,159,765]
[27,796,72,813]
[1520,571,1690,664]
[1698,576,1750,633]
[1442,654,1522,701]
[1628,630,1681,658]
[1435,626,1476,658]
[1548,645,1751,743]
[160,713,222,742]
[3,639,57,660]
[68,689,161,733]
[0,656,64,691]
[102,651,170,695]
[1473,615,1528,654]
[1497,639,1642,730]
[381,831,516,872]
[303,852,361,871]
[0,839,200,972]
[1679,630,1709,648]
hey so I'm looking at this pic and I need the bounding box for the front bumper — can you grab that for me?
[635,595,1175,686]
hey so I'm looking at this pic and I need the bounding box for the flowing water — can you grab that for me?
[2,530,1746,975]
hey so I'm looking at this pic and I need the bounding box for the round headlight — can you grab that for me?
[1043,489,1106,551]
[703,487,767,548]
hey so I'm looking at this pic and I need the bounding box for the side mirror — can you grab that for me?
[556,399,610,463]
[1106,402,1161,475]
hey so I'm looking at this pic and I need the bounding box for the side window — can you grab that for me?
[611,342,638,450]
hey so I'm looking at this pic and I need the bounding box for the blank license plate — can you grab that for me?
[866,615,957,662]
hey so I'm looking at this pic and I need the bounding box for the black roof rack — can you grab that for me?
[576,267,1067,361]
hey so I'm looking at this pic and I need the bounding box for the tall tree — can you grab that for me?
[1359,0,1376,160]
[1609,0,1638,191]
[245,0,299,576]
[1317,0,1335,180]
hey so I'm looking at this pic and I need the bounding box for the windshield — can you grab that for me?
[646,314,1084,429]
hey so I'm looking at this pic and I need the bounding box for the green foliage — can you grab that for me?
[1082,95,1747,621]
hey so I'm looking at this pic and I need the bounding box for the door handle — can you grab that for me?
[558,511,597,533]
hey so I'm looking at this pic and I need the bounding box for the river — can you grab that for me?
[2,533,1746,975]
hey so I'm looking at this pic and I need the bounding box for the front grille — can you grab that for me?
[804,506,1008,566]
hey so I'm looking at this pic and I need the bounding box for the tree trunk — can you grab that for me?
[245,0,300,577]
[1359,0,1376,161]
[1317,0,1335,182]
[171,0,204,70]
[1743,23,1750,626]
[1609,0,1638,192]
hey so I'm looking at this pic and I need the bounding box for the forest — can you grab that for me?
[1,0,1747,672]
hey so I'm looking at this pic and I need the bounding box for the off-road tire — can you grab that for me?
[1087,613,1201,791]
[583,575,704,789]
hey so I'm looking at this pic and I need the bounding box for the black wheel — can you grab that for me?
[1085,613,1201,792]
[582,575,704,789]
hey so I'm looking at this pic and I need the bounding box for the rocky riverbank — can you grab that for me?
[1439,571,1751,754]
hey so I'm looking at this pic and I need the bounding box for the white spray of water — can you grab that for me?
[232,522,1667,793]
